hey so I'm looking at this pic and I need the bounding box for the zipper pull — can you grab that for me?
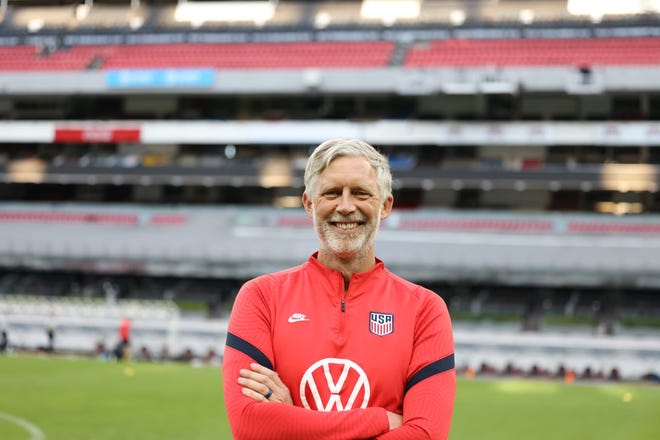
[341,299,345,312]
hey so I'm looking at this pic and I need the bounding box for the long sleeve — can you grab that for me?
[222,260,456,440]
[374,372,455,439]
[222,277,391,440]
[375,292,456,439]
[223,347,390,440]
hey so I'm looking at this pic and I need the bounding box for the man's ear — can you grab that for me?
[302,192,313,217]
[380,194,394,220]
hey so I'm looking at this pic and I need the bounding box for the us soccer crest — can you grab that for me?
[369,312,393,336]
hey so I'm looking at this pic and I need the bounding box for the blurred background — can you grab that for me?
[0,0,659,385]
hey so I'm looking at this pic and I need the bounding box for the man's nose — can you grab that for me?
[336,189,356,213]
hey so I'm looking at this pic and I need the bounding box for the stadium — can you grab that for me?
[0,0,659,439]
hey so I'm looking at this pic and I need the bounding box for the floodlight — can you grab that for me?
[175,1,275,25]
[601,164,657,192]
[27,18,44,33]
[567,0,655,16]
[314,11,331,29]
[449,9,466,26]
[75,0,94,21]
[360,0,420,25]
[519,9,534,25]
[129,15,144,30]
[595,201,644,215]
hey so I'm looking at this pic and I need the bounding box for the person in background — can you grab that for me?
[45,311,57,354]
[46,325,55,354]
[0,326,7,354]
[117,317,132,361]
[222,139,456,439]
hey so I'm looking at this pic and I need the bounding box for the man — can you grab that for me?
[117,317,131,361]
[222,139,455,439]
[46,324,55,354]
[0,327,7,354]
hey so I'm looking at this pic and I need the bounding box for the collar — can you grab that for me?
[306,252,386,295]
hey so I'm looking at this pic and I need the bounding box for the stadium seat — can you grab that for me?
[99,41,395,70]
[404,37,660,67]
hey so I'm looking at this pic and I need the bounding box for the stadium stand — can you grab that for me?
[99,41,395,69]
[0,45,102,70]
[3,37,660,72]
[0,41,394,71]
[404,37,660,67]
[0,294,226,360]
[0,0,658,378]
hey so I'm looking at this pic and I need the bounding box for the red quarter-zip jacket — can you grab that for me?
[222,253,455,439]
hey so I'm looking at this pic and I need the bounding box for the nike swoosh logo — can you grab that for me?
[288,313,310,323]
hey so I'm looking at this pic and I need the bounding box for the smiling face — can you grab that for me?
[302,155,393,268]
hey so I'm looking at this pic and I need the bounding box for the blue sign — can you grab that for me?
[105,69,216,88]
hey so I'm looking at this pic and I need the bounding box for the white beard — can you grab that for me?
[314,208,381,257]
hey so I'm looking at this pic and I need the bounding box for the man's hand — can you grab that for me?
[386,411,403,430]
[238,363,294,405]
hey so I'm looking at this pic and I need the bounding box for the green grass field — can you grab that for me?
[1,354,659,440]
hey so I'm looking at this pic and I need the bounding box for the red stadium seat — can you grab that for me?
[3,37,659,71]
[403,37,660,67]
[0,45,101,71]
[99,41,395,69]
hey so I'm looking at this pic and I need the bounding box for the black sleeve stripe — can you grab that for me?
[405,353,455,393]
[225,332,273,370]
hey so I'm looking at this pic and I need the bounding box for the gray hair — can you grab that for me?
[303,138,392,200]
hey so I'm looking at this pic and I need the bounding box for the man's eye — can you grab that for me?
[322,191,340,198]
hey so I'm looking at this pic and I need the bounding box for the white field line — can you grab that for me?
[0,411,46,440]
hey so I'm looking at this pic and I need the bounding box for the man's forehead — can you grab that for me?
[323,155,373,172]
[320,159,375,180]
[316,174,379,195]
